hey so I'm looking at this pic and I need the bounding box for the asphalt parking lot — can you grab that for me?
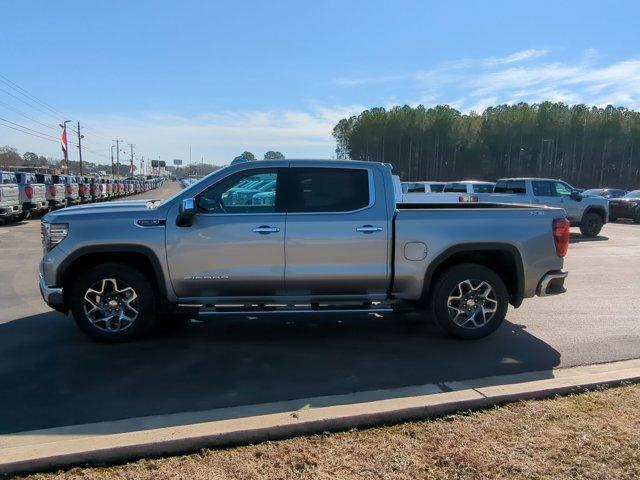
[1,184,639,435]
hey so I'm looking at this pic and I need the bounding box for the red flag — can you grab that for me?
[60,127,68,157]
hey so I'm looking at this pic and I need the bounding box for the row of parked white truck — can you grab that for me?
[0,171,164,223]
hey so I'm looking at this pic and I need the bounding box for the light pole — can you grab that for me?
[59,120,71,173]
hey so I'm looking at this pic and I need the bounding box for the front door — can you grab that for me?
[283,165,390,297]
[166,168,285,299]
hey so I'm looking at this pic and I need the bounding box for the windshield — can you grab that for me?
[623,190,640,198]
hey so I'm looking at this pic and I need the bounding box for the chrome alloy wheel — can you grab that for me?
[446,279,498,329]
[83,278,139,332]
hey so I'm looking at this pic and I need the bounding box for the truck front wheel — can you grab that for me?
[70,263,157,342]
[579,212,603,237]
[430,263,509,340]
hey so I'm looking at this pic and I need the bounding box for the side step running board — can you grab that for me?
[198,307,394,317]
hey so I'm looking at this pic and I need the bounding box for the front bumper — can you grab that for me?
[609,205,638,219]
[537,270,568,297]
[38,273,65,308]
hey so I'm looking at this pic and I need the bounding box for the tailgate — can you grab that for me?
[0,185,19,205]
[33,184,46,200]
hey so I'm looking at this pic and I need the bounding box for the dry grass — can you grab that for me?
[22,383,640,480]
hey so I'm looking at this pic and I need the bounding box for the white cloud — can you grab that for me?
[0,104,366,164]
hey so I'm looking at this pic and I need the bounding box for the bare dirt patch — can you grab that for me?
[21,383,640,480]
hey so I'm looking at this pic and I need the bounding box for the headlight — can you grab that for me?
[41,222,69,251]
[630,201,639,207]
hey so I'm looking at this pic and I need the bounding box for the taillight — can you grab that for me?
[553,218,570,257]
[90,184,96,194]
[25,185,33,199]
[49,185,57,197]
[79,184,85,195]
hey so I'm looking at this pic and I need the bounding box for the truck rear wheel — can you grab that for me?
[70,263,157,342]
[579,212,603,237]
[430,263,508,339]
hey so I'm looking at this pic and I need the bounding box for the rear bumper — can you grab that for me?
[39,273,65,308]
[0,204,21,217]
[537,270,568,297]
[23,200,48,211]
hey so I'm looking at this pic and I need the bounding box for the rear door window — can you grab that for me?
[443,183,468,193]
[494,180,526,194]
[472,184,494,193]
[286,167,370,213]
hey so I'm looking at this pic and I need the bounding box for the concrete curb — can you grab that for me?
[2,358,640,475]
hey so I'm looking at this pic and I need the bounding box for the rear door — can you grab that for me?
[283,165,390,296]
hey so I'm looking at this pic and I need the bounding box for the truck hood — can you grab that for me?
[44,199,163,221]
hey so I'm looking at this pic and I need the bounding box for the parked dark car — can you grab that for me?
[582,188,627,199]
[609,190,640,223]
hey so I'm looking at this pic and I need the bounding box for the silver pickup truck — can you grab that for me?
[39,160,569,342]
[488,178,609,237]
[0,171,23,223]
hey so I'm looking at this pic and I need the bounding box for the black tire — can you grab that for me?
[70,263,157,342]
[14,211,30,222]
[429,263,509,340]
[634,212,640,224]
[579,212,603,237]
[609,216,617,222]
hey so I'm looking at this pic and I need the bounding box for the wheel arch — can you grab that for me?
[58,245,167,306]
[583,206,606,223]
[422,243,525,308]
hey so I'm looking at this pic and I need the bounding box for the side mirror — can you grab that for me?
[177,198,196,227]
[570,190,582,201]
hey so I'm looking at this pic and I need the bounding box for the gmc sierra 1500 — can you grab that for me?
[40,160,569,342]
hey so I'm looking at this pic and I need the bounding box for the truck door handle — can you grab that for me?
[356,225,383,234]
[252,225,280,234]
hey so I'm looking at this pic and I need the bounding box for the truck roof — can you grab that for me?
[497,177,564,182]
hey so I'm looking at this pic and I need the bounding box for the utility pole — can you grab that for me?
[110,145,115,176]
[76,122,84,175]
[113,139,122,178]
[128,144,135,177]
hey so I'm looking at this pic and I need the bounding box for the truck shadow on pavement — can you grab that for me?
[0,311,561,434]
[569,233,609,243]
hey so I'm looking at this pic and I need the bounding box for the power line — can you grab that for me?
[0,74,65,117]
[0,86,62,123]
[0,120,59,143]
[0,98,59,132]
[0,115,59,141]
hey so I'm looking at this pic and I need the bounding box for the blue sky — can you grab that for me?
[1,0,639,166]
